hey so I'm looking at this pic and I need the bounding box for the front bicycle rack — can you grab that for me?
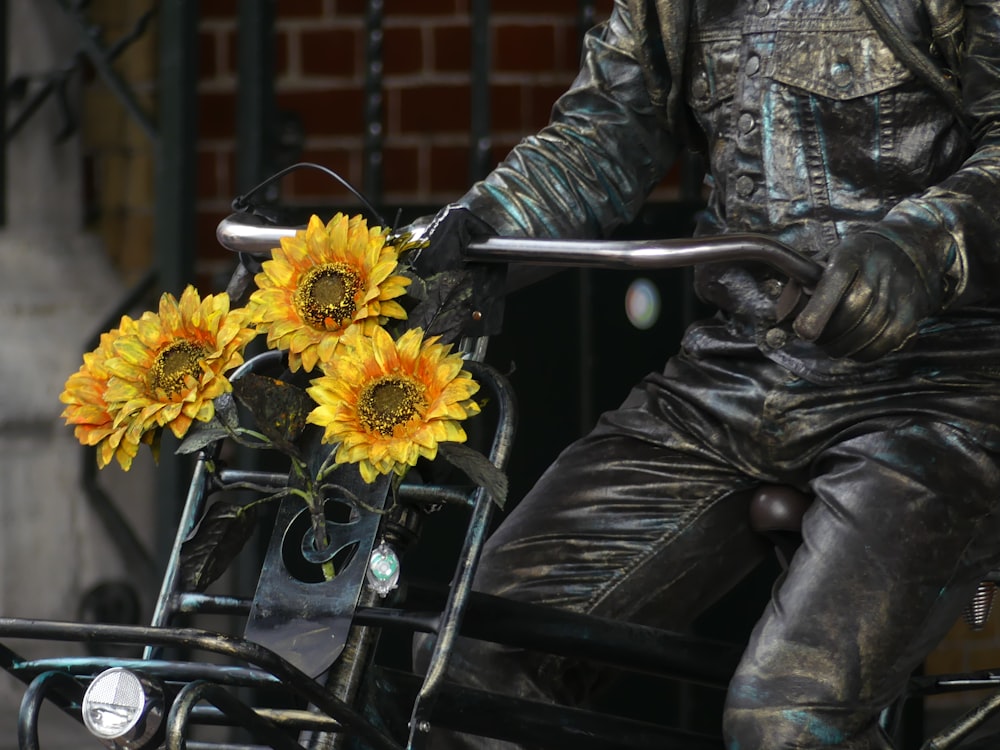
[0,350,517,750]
[0,348,740,750]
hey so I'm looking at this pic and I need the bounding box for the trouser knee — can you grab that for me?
[723,703,848,749]
[723,678,893,750]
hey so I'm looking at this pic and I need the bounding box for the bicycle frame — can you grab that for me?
[3,213,1000,750]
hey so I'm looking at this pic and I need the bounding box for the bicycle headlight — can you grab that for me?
[81,668,164,748]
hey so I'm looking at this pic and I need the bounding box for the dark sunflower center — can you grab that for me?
[295,263,362,328]
[150,340,207,395]
[357,376,425,436]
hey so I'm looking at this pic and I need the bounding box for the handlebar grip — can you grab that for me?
[217,213,300,257]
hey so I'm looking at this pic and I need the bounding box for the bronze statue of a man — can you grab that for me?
[417,0,1000,747]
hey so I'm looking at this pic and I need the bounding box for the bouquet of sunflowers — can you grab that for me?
[59,211,505,586]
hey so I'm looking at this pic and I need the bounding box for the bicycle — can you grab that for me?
[3,204,1000,750]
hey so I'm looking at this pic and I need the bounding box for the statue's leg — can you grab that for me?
[416,361,777,749]
[724,420,1000,750]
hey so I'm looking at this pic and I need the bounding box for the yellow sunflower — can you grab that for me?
[60,315,154,471]
[102,285,257,448]
[306,324,481,483]
[245,212,411,373]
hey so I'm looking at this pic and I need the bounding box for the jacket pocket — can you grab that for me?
[686,38,740,111]
[770,29,914,100]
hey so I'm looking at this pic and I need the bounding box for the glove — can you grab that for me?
[408,205,506,342]
[792,233,943,362]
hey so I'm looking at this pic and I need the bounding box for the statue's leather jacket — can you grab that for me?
[456,0,1000,385]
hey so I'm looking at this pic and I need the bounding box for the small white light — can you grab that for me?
[624,278,661,330]
[82,668,163,747]
[367,540,401,596]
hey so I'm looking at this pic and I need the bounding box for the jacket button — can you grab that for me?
[831,61,854,88]
[738,112,756,133]
[735,175,755,197]
[765,327,788,348]
[761,278,784,298]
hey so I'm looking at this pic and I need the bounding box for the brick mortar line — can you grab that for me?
[198,77,574,94]
[383,72,574,84]
[289,134,476,145]
[201,16,585,34]
[382,14,586,24]
[191,133,544,149]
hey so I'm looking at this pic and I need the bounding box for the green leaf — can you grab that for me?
[232,373,314,454]
[176,422,231,454]
[214,391,240,432]
[437,442,508,509]
[179,500,260,592]
[176,393,243,455]
[401,269,427,303]
[406,269,475,342]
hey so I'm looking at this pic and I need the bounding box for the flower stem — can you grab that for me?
[308,505,336,581]
[294,458,336,582]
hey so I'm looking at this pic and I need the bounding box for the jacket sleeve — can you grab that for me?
[455,0,680,240]
[865,2,1000,309]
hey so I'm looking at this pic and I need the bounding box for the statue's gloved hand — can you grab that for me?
[407,204,506,342]
[792,233,943,362]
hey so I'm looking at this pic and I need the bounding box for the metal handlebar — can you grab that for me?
[466,235,822,286]
[217,212,299,256]
[216,213,823,287]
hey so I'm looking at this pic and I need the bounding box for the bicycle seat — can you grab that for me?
[748,484,812,568]
[748,485,812,535]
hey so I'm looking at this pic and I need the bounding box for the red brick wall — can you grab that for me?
[195,1,616,285]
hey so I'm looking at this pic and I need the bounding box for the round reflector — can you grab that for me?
[82,668,162,746]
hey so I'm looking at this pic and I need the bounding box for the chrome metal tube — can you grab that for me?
[467,235,823,286]
[216,212,299,255]
[215,212,823,286]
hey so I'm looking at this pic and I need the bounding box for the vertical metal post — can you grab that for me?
[154,0,199,575]
[469,0,491,183]
[155,2,198,296]
[237,0,276,195]
[0,0,7,226]
[233,0,275,683]
[576,0,596,435]
[362,0,384,209]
